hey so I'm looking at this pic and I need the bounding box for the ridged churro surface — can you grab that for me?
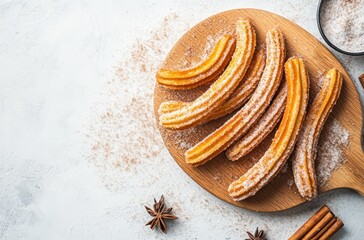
[185,28,285,166]
[159,49,265,121]
[159,19,256,130]
[228,57,309,201]
[156,34,236,89]
[292,68,343,200]
[226,82,287,161]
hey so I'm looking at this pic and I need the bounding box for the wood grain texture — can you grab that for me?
[153,9,364,212]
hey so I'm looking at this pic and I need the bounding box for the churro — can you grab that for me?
[226,82,287,161]
[185,28,285,166]
[292,68,342,200]
[207,49,266,121]
[159,49,265,120]
[228,57,309,201]
[156,34,236,89]
[159,19,256,130]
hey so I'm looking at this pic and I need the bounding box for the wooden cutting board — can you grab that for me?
[153,9,364,212]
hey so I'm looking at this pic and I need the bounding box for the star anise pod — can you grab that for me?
[246,227,267,240]
[145,195,178,234]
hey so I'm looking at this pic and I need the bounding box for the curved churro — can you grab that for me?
[207,49,265,120]
[228,57,309,201]
[226,82,287,161]
[159,49,265,119]
[185,28,285,166]
[292,68,343,200]
[157,34,236,89]
[159,19,256,130]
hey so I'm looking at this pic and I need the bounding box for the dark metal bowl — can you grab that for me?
[317,0,364,56]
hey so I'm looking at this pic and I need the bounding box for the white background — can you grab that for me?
[0,0,363,239]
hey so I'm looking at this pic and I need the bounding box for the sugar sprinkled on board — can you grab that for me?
[161,127,200,150]
[281,163,288,174]
[320,0,364,52]
[316,119,350,187]
[287,178,294,188]
[285,119,350,190]
[178,29,232,70]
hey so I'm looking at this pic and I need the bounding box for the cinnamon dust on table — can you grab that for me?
[86,13,191,191]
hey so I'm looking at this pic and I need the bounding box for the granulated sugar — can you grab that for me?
[162,127,198,150]
[320,0,364,52]
[316,119,350,187]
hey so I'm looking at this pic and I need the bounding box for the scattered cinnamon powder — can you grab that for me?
[86,14,192,190]
[316,118,350,187]
[320,0,364,52]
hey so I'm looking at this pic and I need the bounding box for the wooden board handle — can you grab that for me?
[327,164,364,196]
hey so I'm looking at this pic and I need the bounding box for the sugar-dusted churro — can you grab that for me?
[292,68,343,200]
[206,49,266,121]
[159,49,265,120]
[158,101,186,115]
[228,57,309,201]
[159,19,256,130]
[185,28,285,166]
[226,81,287,161]
[156,34,236,89]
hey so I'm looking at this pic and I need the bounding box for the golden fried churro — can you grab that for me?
[228,57,309,201]
[206,49,266,121]
[159,19,256,130]
[159,49,265,118]
[292,68,343,200]
[185,28,285,166]
[226,82,287,161]
[158,101,186,115]
[156,34,236,89]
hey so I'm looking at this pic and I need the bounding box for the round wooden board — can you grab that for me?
[154,9,364,212]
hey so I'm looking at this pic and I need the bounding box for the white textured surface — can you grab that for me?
[0,0,364,239]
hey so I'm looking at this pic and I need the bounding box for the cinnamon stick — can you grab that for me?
[311,217,337,240]
[318,218,344,240]
[302,212,334,240]
[288,205,330,240]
